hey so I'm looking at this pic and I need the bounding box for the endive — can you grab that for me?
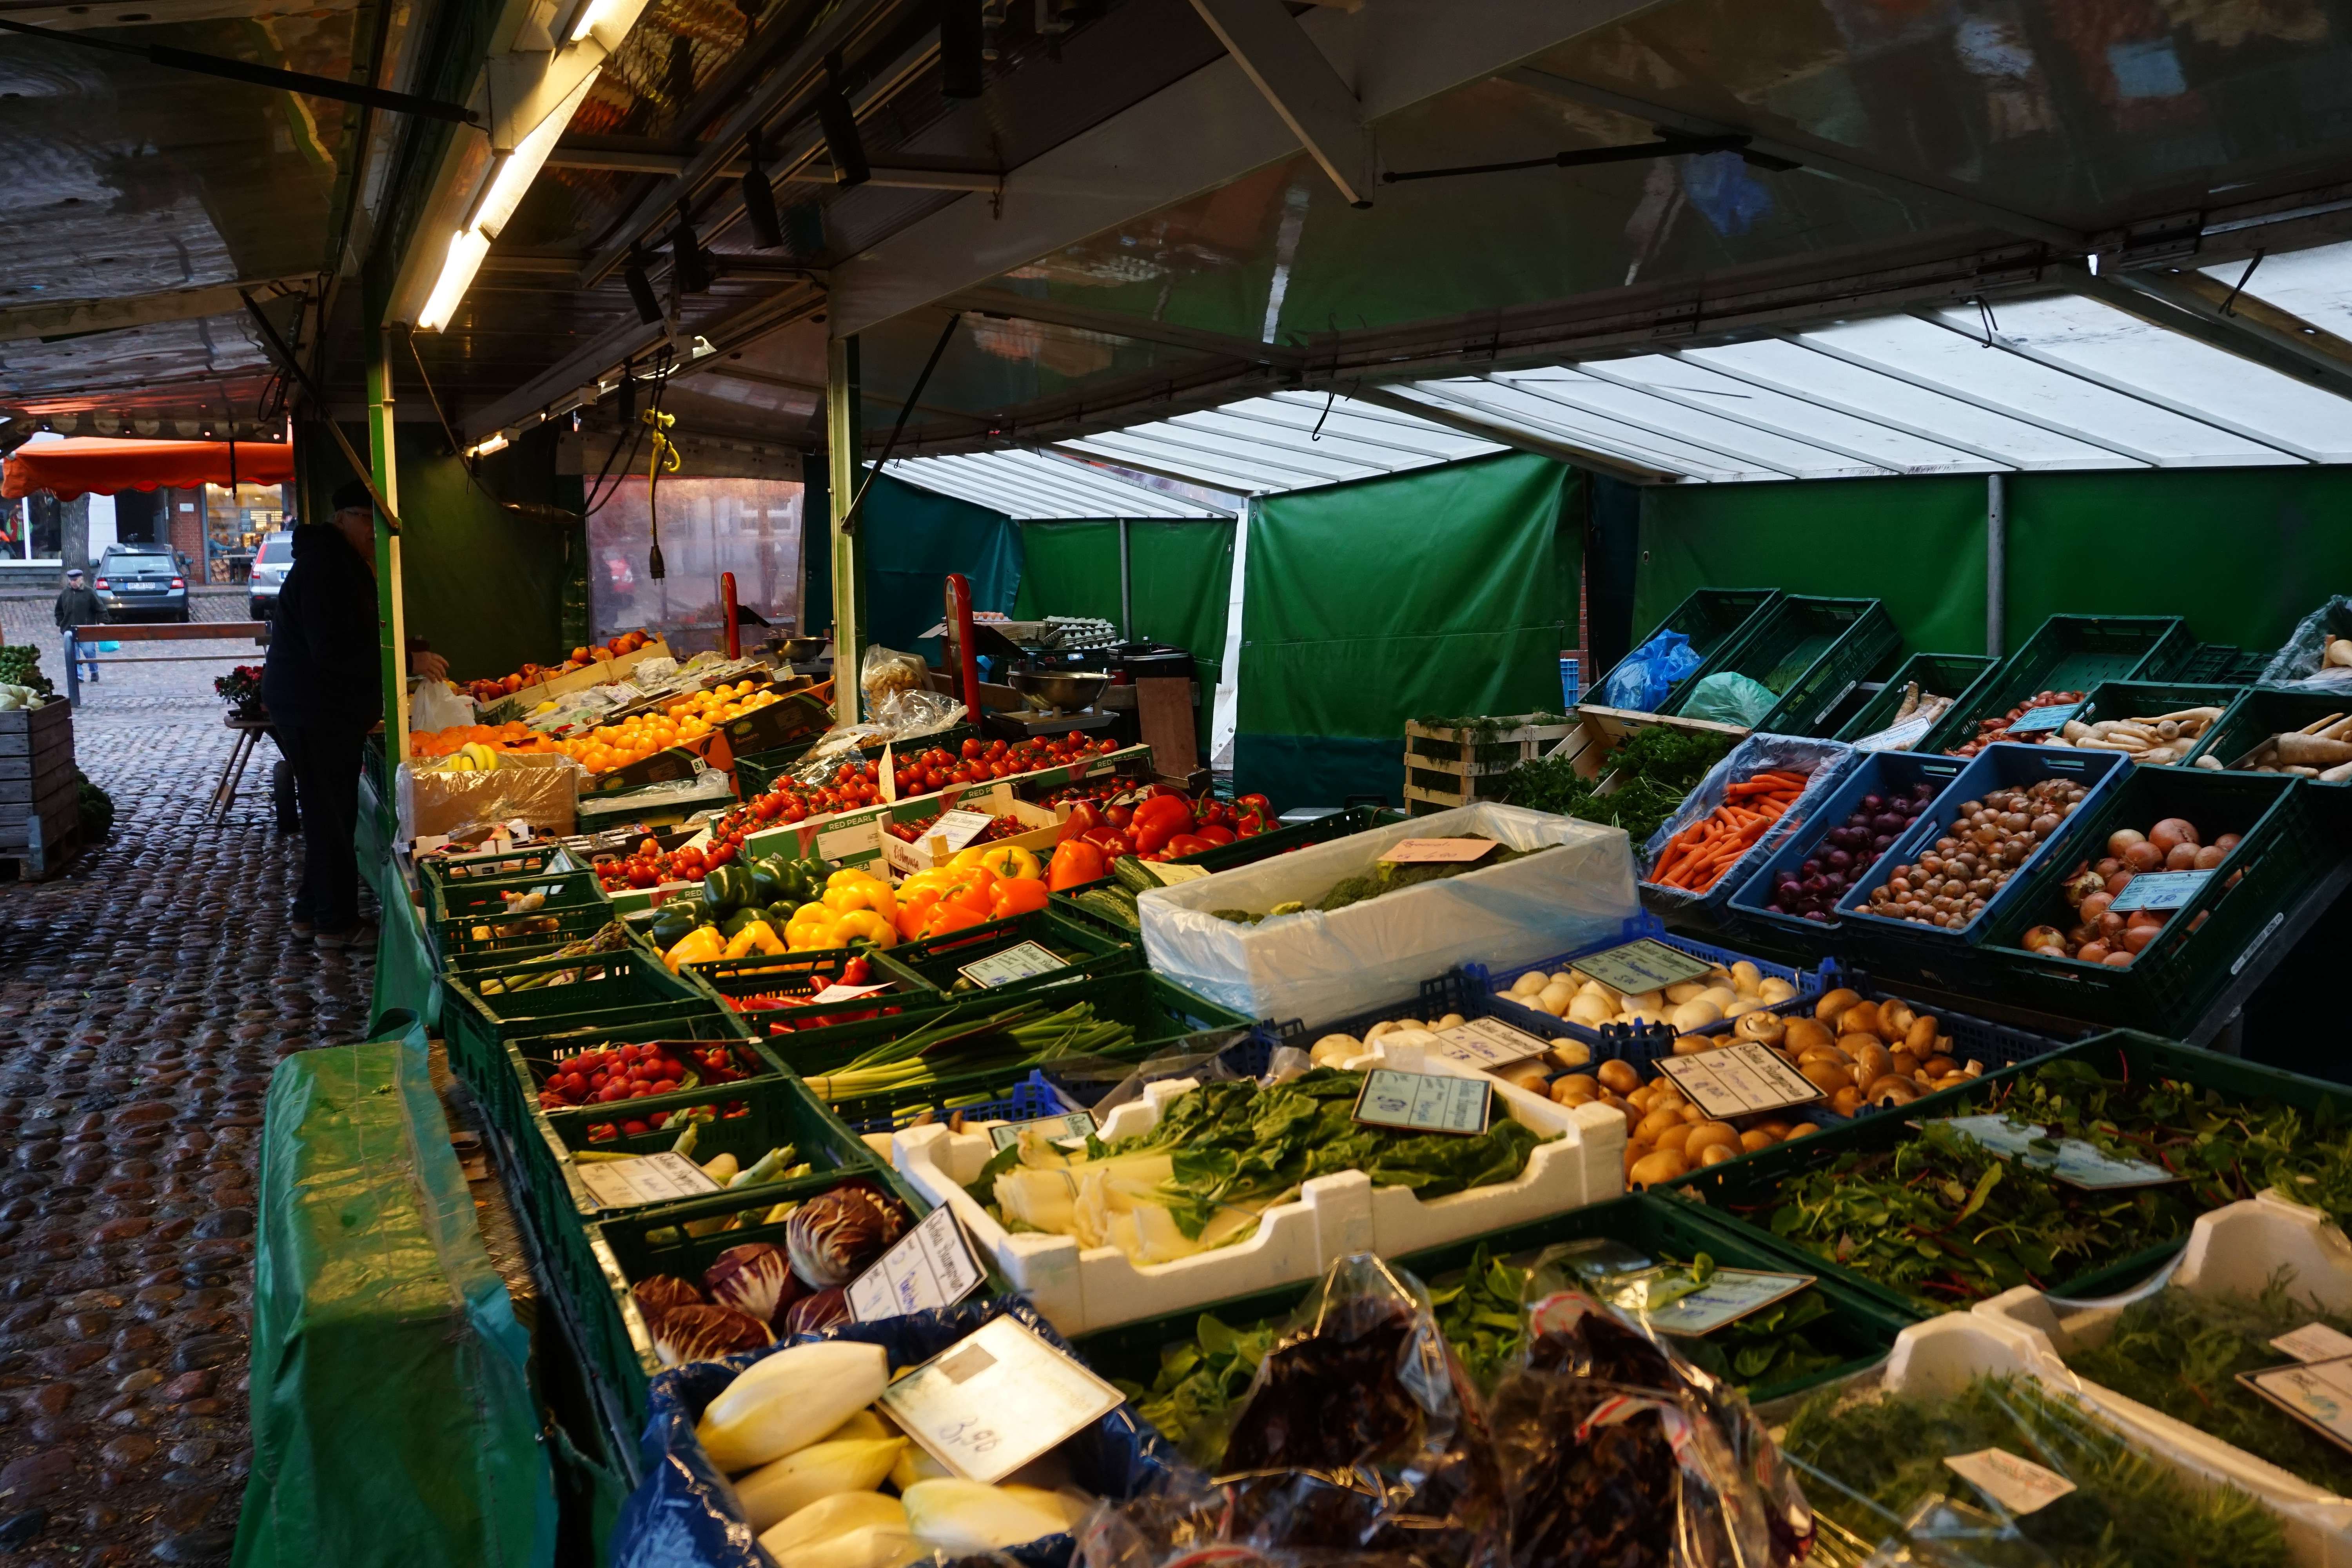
[698,1341,889,1473]
[761,1493,906,1561]
[734,1438,907,1532]
[901,1479,1090,1552]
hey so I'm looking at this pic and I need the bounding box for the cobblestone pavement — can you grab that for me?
[0,633,375,1564]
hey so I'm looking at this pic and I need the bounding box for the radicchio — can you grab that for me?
[653,1303,773,1366]
[784,1182,909,1289]
[704,1242,799,1323]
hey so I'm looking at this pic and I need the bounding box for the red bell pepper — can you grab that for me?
[1234,809,1267,838]
[1131,794,1193,837]
[1235,793,1272,819]
[1131,819,1175,856]
[1098,831,1133,858]
[1047,837,1108,890]
[1192,824,1235,846]
[1164,833,1214,858]
[1059,801,1103,841]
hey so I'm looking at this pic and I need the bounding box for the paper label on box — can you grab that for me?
[928,809,995,855]
[1922,1114,2176,1189]
[879,1315,1126,1483]
[879,742,897,804]
[1573,938,1719,996]
[1853,710,1940,753]
[957,940,1068,989]
[988,1111,1098,1151]
[1352,1068,1492,1136]
[816,821,877,862]
[1379,837,1501,865]
[2273,1323,2352,1363]
[1145,861,1210,885]
[1597,1267,1815,1335]
[1942,1448,2078,1514]
[806,982,893,1005]
[2242,1357,2352,1453]
[847,1204,986,1323]
[2107,869,2209,913]
[571,1152,722,1209]
[1431,1018,1553,1070]
[2004,702,2082,735]
[1656,1042,1822,1118]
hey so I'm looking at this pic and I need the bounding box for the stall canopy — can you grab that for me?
[882,449,1226,520]
[2,437,294,501]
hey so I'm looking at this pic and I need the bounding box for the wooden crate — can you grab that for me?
[1405,705,1748,818]
[0,812,80,879]
[1402,714,1578,813]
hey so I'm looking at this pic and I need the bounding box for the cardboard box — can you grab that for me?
[877,790,1062,877]
[396,752,583,844]
[502,636,675,711]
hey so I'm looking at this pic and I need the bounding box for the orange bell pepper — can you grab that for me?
[1047,838,1107,891]
[916,900,987,940]
[990,877,1050,918]
[895,886,942,941]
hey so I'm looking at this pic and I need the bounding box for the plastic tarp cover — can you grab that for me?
[1016,520,1236,751]
[804,470,1024,660]
[612,1294,1190,1568]
[1234,454,1577,811]
[399,431,577,683]
[234,1019,553,1568]
[1137,801,1639,1031]
[1639,735,1860,917]
[370,879,443,1034]
[2261,595,2352,688]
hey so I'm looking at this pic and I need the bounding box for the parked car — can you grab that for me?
[247,530,292,619]
[94,544,189,622]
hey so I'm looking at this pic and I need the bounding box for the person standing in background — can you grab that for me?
[54,566,101,686]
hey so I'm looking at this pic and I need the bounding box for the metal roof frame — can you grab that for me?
[881,447,1227,518]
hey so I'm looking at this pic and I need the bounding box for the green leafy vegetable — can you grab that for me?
[2063,1277,2352,1495]
[1210,840,1554,922]
[1426,1244,1531,1390]
[1782,1374,2290,1568]
[1499,724,1732,842]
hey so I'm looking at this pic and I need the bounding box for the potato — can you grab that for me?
[1596,1059,1642,1096]
[1653,1123,1694,1155]
[1739,1129,1779,1153]
[1649,1077,1686,1104]
[1495,1061,1551,1093]
[1815,987,1861,1023]
[1623,1140,1653,1174]
[1699,1143,1736,1166]
[1670,998,1723,1033]
[1787,1123,1820,1140]
[1635,1106,1686,1142]
[1551,1072,1599,1104]
[1546,1041,1592,1069]
[1685,1122,1739,1157]
[1628,1149,1691,1187]
[1829,1086,1865,1117]
[1682,1101,1706,1123]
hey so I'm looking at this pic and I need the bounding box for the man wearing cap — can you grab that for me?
[261,482,447,947]
[53,567,101,685]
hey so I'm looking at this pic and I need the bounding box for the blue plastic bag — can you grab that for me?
[611,1295,1193,1568]
[1601,630,1703,713]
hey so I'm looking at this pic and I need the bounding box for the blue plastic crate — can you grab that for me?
[1833,742,2127,952]
[1726,751,1980,946]
[1461,913,1829,1049]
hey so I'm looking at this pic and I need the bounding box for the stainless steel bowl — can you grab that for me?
[1009,668,1109,711]
[767,635,828,662]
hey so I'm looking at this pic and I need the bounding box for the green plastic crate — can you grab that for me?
[732,724,980,799]
[1831,653,2000,744]
[1665,1029,2352,1321]
[419,842,577,902]
[2189,687,2352,780]
[2068,680,2246,753]
[1664,596,1899,734]
[441,947,710,1100]
[430,863,609,925]
[1600,587,1783,707]
[1070,1192,1914,1431]
[1919,614,2192,755]
[505,1014,781,1152]
[884,907,1139,995]
[2154,642,2275,685]
[745,969,1257,1135]
[438,900,617,971]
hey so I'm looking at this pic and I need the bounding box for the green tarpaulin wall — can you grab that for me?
[1235,452,1581,810]
[803,469,1023,661]
[1012,519,1237,752]
[1636,465,2352,656]
[236,1021,553,1568]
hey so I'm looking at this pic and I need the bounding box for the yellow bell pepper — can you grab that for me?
[831,909,898,949]
[971,844,1041,881]
[822,877,897,920]
[785,902,845,952]
[663,925,727,971]
[722,918,785,959]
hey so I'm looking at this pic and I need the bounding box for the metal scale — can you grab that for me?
[939,578,1124,741]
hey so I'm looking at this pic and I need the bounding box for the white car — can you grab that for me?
[247,531,292,619]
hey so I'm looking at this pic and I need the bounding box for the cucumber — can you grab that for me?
[1111,857,1159,895]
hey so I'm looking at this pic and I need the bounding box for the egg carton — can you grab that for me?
[1890,1193,2352,1568]
[889,1035,1626,1337]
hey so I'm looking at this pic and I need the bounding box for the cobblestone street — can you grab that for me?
[0,605,375,1565]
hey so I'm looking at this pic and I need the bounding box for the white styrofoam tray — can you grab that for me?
[1134,802,1640,1033]
[1883,1192,2352,1567]
[891,1035,1627,1337]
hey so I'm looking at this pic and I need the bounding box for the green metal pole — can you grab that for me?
[366,317,403,767]
[827,334,863,724]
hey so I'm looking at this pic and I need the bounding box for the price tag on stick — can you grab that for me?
[880,1314,1127,1482]
[2241,1356,2352,1456]
[2107,869,2210,914]
[926,809,996,855]
[2003,702,2083,736]
[1430,1018,1553,1070]
[571,1152,722,1209]
[847,1204,987,1323]
[987,1111,1098,1151]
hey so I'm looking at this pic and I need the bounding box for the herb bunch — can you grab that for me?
[1781,1375,2289,1568]
[1499,725,1732,842]
[2064,1277,2352,1495]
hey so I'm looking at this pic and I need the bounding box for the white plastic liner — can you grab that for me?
[1135,802,1638,1031]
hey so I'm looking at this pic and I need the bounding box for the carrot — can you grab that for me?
[1644,765,1817,889]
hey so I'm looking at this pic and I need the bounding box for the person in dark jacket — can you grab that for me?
[53,567,102,684]
[261,483,389,947]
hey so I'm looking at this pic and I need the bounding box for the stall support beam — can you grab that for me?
[1985,472,2006,659]
[828,334,863,724]
[1118,519,1132,639]
[367,318,407,767]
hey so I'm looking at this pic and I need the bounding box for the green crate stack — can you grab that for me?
[743,969,1256,1135]
[1071,1192,1914,1438]
[503,1013,778,1153]
[883,907,1138,995]
[438,900,617,970]
[683,943,948,1028]
[2187,686,2352,779]
[1598,587,1782,708]
[1664,1029,2352,1320]
[1662,595,1897,733]
[2156,642,2276,684]
[577,1157,938,1437]
[2060,680,2248,764]
[431,863,610,926]
[441,946,711,1100]
[418,842,575,902]
[1831,653,2000,744]
[1971,767,2322,1029]
[732,723,980,799]
[1918,614,2192,755]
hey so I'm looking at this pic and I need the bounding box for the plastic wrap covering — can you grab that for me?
[410,678,475,732]
[1604,631,1704,713]
[395,752,583,845]
[788,697,972,783]
[611,1294,1187,1568]
[2261,597,2352,689]
[1679,673,1779,727]
[1639,735,1858,916]
[1137,803,1638,1031]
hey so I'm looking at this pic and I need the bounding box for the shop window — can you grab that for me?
[200,483,292,583]
[586,477,804,655]
[25,494,65,561]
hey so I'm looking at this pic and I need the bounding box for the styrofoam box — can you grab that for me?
[891,1035,1628,1336]
[1888,1192,2352,1567]
[1135,802,1641,1033]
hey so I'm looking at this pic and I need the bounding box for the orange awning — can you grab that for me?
[1,438,295,502]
